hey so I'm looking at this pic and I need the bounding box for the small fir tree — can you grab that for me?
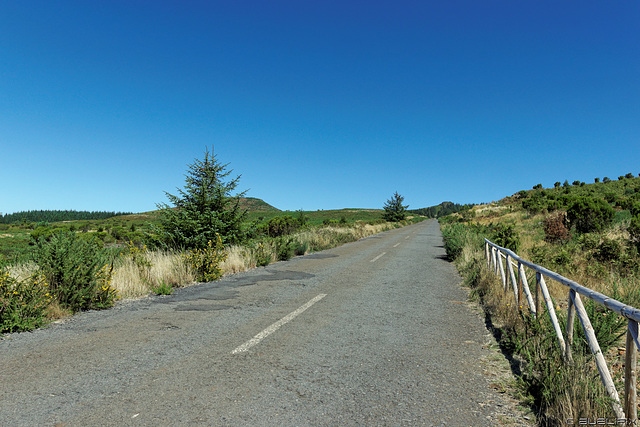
[382,192,408,222]
[153,148,248,249]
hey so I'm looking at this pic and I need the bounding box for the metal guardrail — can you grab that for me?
[485,238,639,421]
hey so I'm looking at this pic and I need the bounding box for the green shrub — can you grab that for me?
[92,264,120,309]
[0,270,53,334]
[151,281,173,295]
[34,232,117,312]
[491,224,519,252]
[183,235,227,282]
[111,226,126,240]
[522,193,546,214]
[30,226,54,243]
[254,242,271,267]
[276,237,295,261]
[566,196,614,234]
[629,214,640,247]
[266,215,299,237]
[441,224,464,260]
[596,237,621,261]
[293,240,308,256]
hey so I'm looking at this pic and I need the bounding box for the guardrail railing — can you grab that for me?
[485,238,639,421]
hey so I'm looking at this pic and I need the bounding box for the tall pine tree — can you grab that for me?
[153,148,248,249]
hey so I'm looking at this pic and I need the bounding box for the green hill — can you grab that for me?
[239,197,280,212]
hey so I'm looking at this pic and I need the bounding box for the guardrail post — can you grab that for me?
[535,272,541,315]
[497,252,507,292]
[492,247,497,275]
[565,289,576,363]
[572,291,624,418]
[485,241,490,269]
[537,273,567,358]
[518,262,536,317]
[506,254,519,305]
[625,320,638,422]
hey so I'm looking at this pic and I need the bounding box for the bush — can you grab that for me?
[33,232,117,312]
[183,235,227,282]
[491,224,519,252]
[442,223,478,260]
[266,215,299,237]
[595,238,621,262]
[254,242,272,267]
[543,211,570,243]
[30,226,54,243]
[275,237,295,261]
[629,215,640,247]
[522,192,547,214]
[566,197,614,234]
[0,270,53,334]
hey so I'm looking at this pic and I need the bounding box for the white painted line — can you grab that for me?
[405,236,410,239]
[370,252,386,262]
[393,243,400,248]
[232,294,327,354]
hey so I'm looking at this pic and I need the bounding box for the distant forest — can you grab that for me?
[0,210,132,224]
[409,201,473,218]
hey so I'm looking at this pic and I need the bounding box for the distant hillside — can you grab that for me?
[409,201,473,218]
[239,197,280,212]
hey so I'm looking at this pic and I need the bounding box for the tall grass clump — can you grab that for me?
[110,245,194,298]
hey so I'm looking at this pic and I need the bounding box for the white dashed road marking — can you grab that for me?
[370,252,386,263]
[232,294,327,354]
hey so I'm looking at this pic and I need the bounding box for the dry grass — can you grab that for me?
[220,222,398,276]
[5,261,38,282]
[221,245,254,274]
[110,250,195,299]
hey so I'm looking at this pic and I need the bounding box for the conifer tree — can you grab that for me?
[153,148,248,249]
[382,192,408,222]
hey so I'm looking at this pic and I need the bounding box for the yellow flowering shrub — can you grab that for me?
[183,235,227,282]
[92,264,119,309]
[0,269,54,334]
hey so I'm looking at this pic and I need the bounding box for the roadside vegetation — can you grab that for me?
[0,150,424,335]
[440,174,640,425]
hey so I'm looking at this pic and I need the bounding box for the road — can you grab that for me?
[0,220,530,426]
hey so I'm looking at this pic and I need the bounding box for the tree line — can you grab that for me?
[409,201,473,218]
[0,210,132,224]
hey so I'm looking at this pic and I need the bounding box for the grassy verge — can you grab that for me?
[440,208,640,425]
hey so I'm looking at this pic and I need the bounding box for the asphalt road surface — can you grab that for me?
[0,220,531,426]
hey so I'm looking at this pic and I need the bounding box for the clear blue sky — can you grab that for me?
[1,1,638,214]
